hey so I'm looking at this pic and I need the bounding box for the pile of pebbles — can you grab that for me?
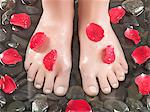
[0,0,149,111]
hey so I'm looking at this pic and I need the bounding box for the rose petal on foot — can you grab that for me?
[43,50,57,71]
[135,74,150,95]
[0,48,22,65]
[124,28,141,44]
[10,13,31,29]
[132,46,150,65]
[102,45,116,64]
[86,23,104,42]
[2,75,17,94]
[66,99,92,112]
[109,6,126,24]
[30,32,48,51]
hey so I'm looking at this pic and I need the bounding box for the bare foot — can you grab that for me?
[78,0,128,96]
[24,0,74,96]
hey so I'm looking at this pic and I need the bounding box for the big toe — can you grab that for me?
[54,69,70,96]
[82,72,99,96]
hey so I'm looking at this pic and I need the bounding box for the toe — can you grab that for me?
[120,57,128,73]
[114,64,125,81]
[54,69,70,96]
[24,58,32,70]
[98,74,111,94]
[43,72,55,94]
[27,63,38,82]
[34,68,45,89]
[82,73,99,96]
[107,71,119,89]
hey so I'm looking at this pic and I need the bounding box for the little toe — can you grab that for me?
[107,71,119,89]
[54,70,70,96]
[98,74,111,94]
[82,73,99,96]
[43,72,55,94]
[114,64,125,81]
[34,68,45,89]
[120,57,128,73]
[27,63,38,82]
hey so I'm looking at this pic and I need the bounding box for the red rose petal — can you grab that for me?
[0,48,22,65]
[102,45,116,64]
[124,28,141,44]
[43,50,57,71]
[86,23,104,42]
[109,6,126,24]
[10,13,31,29]
[0,78,3,89]
[66,100,92,112]
[135,74,150,95]
[132,46,150,65]
[2,75,17,94]
[30,32,48,51]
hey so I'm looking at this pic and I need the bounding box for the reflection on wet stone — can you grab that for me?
[0,0,16,11]
[7,101,25,112]
[122,0,144,16]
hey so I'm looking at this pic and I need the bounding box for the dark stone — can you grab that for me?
[2,9,14,25]
[122,0,144,16]
[0,44,6,53]
[34,94,47,101]
[92,107,111,112]
[146,95,150,111]
[32,99,48,112]
[104,100,129,112]
[0,0,16,11]
[21,0,37,5]
[48,103,62,112]
[144,60,150,72]
[0,92,6,108]
[99,86,127,101]
[66,86,85,100]
[58,97,68,111]
[85,95,99,103]
[90,100,103,109]
[7,101,25,112]
[46,93,61,101]
[14,71,26,82]
[126,97,143,111]
[11,34,28,50]
[0,29,8,43]
[5,41,20,49]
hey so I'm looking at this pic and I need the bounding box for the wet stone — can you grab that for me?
[0,29,8,43]
[7,101,25,112]
[126,97,143,111]
[58,97,68,110]
[144,60,150,72]
[85,95,99,103]
[34,94,47,101]
[99,86,127,101]
[32,99,48,112]
[146,95,150,110]
[2,9,14,25]
[0,44,6,53]
[122,0,144,16]
[5,41,20,49]
[104,100,129,112]
[11,34,28,50]
[14,71,26,82]
[66,86,85,100]
[16,78,28,88]
[48,103,62,112]
[21,0,38,5]
[0,91,6,108]
[12,90,28,101]
[90,100,103,109]
[92,107,111,112]
[0,0,16,11]
[46,93,61,101]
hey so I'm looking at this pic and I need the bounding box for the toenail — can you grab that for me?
[56,86,65,94]
[112,83,118,88]
[27,77,33,82]
[44,89,52,94]
[35,84,41,89]
[119,76,125,81]
[89,86,98,93]
[103,87,110,93]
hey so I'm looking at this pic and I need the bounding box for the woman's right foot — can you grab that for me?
[78,0,128,96]
[24,0,74,96]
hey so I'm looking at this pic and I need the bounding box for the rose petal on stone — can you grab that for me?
[132,46,150,65]
[10,13,31,29]
[30,32,48,51]
[86,23,104,42]
[0,78,3,89]
[66,99,92,112]
[0,48,22,65]
[43,50,57,71]
[135,74,150,95]
[2,75,17,94]
[124,28,141,44]
[109,6,126,24]
[102,45,116,64]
